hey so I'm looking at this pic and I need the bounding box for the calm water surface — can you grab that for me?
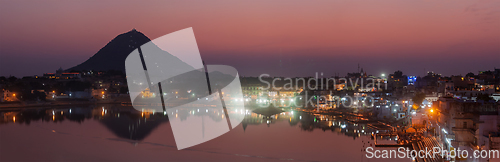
[0,105,409,161]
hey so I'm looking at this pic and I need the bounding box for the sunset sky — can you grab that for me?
[1,0,499,77]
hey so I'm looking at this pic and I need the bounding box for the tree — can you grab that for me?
[0,76,6,83]
[107,86,118,93]
[465,72,475,78]
[477,93,493,101]
[65,81,91,91]
[412,92,426,107]
[394,70,403,77]
[33,91,47,101]
[8,76,17,83]
[119,87,129,94]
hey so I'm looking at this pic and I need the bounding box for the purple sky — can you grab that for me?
[1,0,499,77]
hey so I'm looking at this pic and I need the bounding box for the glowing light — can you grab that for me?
[430,109,434,113]
[13,116,15,122]
[446,138,452,146]
[442,128,448,134]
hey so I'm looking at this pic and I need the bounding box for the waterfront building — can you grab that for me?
[2,89,18,102]
[42,67,81,79]
[435,98,500,161]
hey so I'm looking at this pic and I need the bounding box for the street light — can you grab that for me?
[381,73,385,77]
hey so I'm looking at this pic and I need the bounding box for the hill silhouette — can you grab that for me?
[68,29,191,72]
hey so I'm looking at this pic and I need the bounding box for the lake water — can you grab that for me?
[0,104,409,161]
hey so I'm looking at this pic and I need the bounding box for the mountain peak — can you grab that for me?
[67,29,151,72]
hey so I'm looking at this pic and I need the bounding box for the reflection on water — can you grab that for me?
[0,105,406,161]
[1,105,168,140]
[1,105,395,141]
[246,108,394,141]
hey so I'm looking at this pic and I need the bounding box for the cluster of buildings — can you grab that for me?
[237,68,499,124]
[431,97,500,161]
[2,66,500,161]
[0,68,129,103]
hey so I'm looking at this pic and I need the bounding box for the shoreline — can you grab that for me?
[0,100,128,110]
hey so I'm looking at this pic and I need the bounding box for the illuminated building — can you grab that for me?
[407,76,416,85]
[2,89,19,102]
[42,67,81,79]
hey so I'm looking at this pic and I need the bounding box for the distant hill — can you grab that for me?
[68,29,191,73]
